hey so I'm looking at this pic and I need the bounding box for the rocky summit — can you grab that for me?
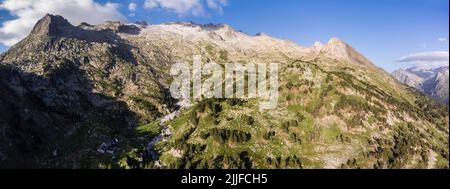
[0,14,448,169]
[392,66,449,105]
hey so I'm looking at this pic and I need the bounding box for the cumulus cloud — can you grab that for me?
[396,51,449,67]
[128,2,137,16]
[143,0,228,16]
[206,0,227,14]
[129,2,138,12]
[0,0,125,46]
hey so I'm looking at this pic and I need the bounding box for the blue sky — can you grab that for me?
[0,0,449,71]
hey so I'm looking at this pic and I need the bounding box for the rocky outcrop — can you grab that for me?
[319,38,376,67]
[392,68,424,89]
[0,14,173,167]
[392,66,449,104]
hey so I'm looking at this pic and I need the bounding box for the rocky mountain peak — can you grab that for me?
[392,66,449,104]
[255,32,269,37]
[202,23,232,30]
[319,37,374,67]
[202,23,239,39]
[392,68,424,88]
[30,14,73,37]
[323,37,351,58]
[327,37,346,45]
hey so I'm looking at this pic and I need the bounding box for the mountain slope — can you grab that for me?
[392,69,424,89]
[0,14,174,168]
[392,66,449,105]
[0,14,448,169]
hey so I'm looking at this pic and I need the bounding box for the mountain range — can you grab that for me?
[0,14,448,169]
[392,66,449,105]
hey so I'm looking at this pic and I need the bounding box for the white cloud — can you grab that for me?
[129,2,138,12]
[396,51,449,63]
[143,0,228,16]
[396,51,449,67]
[206,0,227,14]
[438,37,448,42]
[0,0,125,46]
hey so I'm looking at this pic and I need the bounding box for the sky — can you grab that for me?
[0,0,448,72]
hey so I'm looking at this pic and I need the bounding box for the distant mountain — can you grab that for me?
[0,14,448,169]
[392,66,449,105]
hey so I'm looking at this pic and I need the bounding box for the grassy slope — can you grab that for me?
[115,57,449,169]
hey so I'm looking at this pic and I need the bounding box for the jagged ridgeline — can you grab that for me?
[392,66,449,105]
[0,14,448,169]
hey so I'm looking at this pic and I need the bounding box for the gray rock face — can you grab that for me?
[319,38,376,67]
[392,66,449,104]
[392,69,424,89]
[422,67,449,104]
[0,14,172,167]
[30,14,73,37]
